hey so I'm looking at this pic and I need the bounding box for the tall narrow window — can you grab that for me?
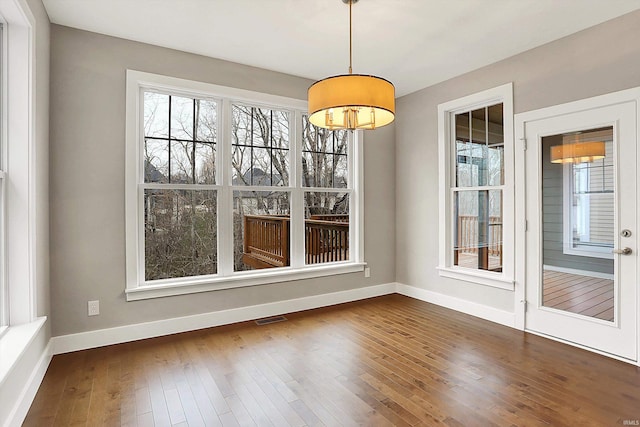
[438,83,514,290]
[302,116,350,265]
[453,104,504,272]
[232,104,291,272]
[142,91,219,281]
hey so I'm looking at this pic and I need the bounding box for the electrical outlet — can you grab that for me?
[88,300,100,316]
[364,267,371,278]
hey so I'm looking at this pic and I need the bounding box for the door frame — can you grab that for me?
[514,87,640,366]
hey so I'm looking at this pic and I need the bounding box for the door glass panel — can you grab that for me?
[541,127,615,322]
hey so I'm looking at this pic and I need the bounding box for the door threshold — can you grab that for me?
[525,328,638,366]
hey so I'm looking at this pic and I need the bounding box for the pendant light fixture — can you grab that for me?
[550,142,606,164]
[308,0,395,131]
[550,132,606,164]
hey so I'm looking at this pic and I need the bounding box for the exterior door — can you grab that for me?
[521,100,637,361]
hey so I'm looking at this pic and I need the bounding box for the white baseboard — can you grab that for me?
[51,283,396,355]
[5,341,52,427]
[396,283,516,328]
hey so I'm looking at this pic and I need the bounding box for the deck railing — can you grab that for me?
[305,219,349,264]
[309,214,349,223]
[243,215,290,269]
[243,214,349,268]
[457,215,502,256]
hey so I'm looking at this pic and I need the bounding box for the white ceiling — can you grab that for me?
[42,0,640,97]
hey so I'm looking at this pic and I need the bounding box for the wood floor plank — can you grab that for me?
[224,393,256,427]
[24,295,640,426]
[218,410,242,427]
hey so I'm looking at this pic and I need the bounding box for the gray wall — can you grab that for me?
[541,136,613,275]
[395,10,640,312]
[49,25,395,337]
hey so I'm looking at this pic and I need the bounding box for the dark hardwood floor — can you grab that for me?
[24,294,640,426]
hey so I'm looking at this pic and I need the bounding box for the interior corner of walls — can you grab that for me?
[395,282,516,328]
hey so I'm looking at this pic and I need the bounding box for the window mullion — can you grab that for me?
[219,99,234,276]
[350,130,359,262]
[137,87,146,287]
[291,110,304,268]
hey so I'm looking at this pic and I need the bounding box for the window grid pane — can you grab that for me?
[231,105,290,187]
[302,115,348,188]
[304,191,350,265]
[453,189,503,272]
[454,103,504,189]
[144,189,217,280]
[233,191,291,272]
[144,91,217,185]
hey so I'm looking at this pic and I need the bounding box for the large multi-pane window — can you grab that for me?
[438,83,514,290]
[126,71,362,300]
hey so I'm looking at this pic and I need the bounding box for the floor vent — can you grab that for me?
[255,315,287,325]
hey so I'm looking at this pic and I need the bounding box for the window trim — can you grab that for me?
[0,21,6,335]
[0,0,37,331]
[125,70,364,301]
[437,83,515,290]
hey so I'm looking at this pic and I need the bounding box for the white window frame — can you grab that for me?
[0,0,36,331]
[125,70,365,301]
[562,159,614,260]
[0,21,5,336]
[437,83,515,290]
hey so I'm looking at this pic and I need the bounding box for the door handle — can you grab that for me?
[612,247,632,255]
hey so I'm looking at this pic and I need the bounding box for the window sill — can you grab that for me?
[126,262,367,301]
[437,266,515,291]
[563,246,614,260]
[0,317,47,388]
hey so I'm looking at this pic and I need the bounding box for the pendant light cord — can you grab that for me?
[349,0,353,74]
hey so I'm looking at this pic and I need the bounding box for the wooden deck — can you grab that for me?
[543,270,614,321]
[24,295,640,426]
